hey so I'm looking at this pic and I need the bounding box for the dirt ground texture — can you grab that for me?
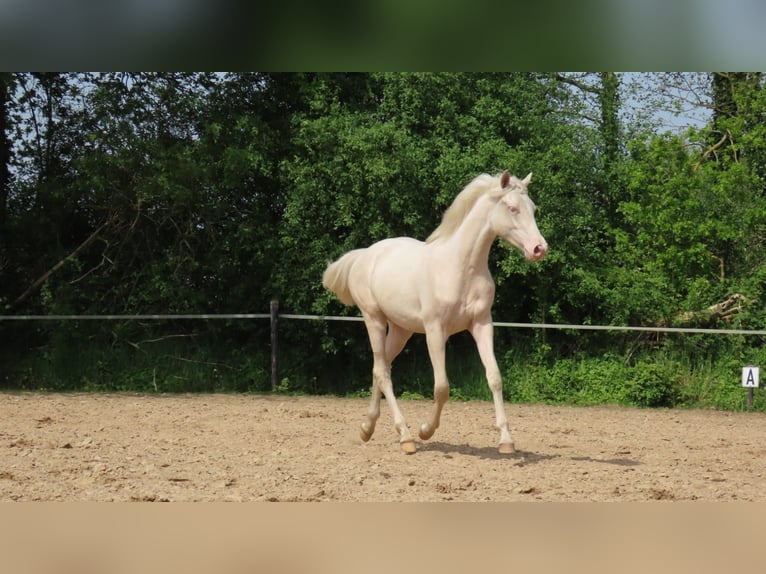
[2,392,766,502]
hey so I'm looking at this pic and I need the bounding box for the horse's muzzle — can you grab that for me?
[525,241,548,261]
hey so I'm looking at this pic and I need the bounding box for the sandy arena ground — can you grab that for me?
[1,392,765,501]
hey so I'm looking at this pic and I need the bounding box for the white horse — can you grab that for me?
[322,171,548,454]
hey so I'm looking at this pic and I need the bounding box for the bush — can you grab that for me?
[624,359,682,408]
[503,352,629,406]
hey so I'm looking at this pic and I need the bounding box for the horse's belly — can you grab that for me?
[372,275,427,333]
[368,240,427,333]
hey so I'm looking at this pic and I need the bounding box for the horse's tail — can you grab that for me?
[322,249,364,306]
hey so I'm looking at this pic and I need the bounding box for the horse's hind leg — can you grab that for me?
[361,315,416,453]
[361,323,412,443]
[360,381,381,443]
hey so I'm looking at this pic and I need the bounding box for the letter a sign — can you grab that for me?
[742,366,760,388]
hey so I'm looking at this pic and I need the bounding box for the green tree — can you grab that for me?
[274,72,605,392]
[614,73,766,328]
[5,73,89,311]
[0,73,10,232]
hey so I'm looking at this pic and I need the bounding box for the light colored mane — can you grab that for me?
[426,173,500,244]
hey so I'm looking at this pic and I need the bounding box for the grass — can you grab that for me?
[4,327,765,413]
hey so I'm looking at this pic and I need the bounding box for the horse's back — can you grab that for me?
[369,236,423,255]
[367,237,426,279]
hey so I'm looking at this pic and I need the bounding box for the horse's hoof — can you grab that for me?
[360,428,374,443]
[419,424,435,440]
[498,442,515,454]
[400,440,417,454]
[360,422,375,442]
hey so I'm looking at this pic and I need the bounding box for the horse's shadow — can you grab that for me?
[570,455,641,467]
[420,441,560,465]
[420,442,641,468]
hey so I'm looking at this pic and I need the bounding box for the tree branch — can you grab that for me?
[693,131,729,170]
[656,294,749,327]
[555,73,601,95]
[12,220,111,308]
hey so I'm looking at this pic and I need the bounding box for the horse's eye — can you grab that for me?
[507,204,520,215]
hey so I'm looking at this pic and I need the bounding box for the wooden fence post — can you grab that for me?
[270,300,279,392]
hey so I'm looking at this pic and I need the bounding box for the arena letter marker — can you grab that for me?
[742,366,760,410]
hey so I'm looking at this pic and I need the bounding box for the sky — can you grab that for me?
[622,73,712,134]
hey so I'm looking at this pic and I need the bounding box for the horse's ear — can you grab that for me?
[522,172,532,185]
[500,170,510,189]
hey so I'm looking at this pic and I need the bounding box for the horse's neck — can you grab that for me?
[440,198,496,272]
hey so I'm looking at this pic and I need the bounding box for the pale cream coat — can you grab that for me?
[323,171,547,454]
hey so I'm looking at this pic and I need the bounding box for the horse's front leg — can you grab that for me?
[419,326,449,441]
[470,318,515,454]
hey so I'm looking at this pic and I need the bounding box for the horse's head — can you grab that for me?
[491,171,548,261]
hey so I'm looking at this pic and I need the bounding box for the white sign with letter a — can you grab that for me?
[742,366,760,388]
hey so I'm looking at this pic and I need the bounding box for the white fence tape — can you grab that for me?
[1,313,765,335]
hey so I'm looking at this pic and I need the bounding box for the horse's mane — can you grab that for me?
[426,173,501,244]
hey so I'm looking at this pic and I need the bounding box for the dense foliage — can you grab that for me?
[1,72,765,410]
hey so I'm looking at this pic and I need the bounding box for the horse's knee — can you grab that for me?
[486,371,503,394]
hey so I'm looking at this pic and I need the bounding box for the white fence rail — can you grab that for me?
[2,313,766,336]
[3,309,765,391]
